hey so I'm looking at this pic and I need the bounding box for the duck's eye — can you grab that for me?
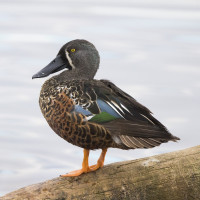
[71,49,76,52]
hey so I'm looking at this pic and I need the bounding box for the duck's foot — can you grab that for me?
[61,162,103,177]
[60,167,91,177]
[89,162,103,171]
[61,149,91,177]
[60,148,107,177]
[89,148,107,171]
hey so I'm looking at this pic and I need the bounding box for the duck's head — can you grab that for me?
[32,39,100,80]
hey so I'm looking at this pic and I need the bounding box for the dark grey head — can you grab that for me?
[32,39,100,80]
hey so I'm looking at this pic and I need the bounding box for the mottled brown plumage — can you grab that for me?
[39,78,114,150]
[33,39,180,176]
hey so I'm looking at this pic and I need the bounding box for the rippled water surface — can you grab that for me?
[1,0,200,196]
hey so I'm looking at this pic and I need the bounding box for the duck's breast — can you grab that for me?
[39,80,114,149]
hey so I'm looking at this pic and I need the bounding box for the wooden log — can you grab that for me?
[1,145,200,200]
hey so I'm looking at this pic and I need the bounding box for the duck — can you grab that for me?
[32,39,180,177]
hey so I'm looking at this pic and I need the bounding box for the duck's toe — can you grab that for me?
[60,167,92,177]
[89,162,104,171]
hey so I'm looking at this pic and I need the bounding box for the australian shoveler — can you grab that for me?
[32,39,180,177]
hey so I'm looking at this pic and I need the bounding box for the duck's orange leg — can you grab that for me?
[61,148,107,177]
[61,149,91,177]
[90,148,107,171]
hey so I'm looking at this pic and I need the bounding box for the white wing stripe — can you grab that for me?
[140,114,155,125]
[111,100,124,114]
[120,103,132,115]
[106,101,125,118]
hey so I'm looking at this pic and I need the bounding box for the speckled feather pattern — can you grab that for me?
[39,76,179,150]
[39,78,116,150]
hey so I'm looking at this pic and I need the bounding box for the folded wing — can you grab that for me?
[73,79,179,149]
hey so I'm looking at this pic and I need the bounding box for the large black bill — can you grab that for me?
[32,55,69,79]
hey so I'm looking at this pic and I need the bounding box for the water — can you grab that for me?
[0,0,200,196]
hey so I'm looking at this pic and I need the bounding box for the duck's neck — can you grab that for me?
[54,67,97,82]
[41,67,97,93]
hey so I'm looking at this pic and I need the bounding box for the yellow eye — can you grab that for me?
[71,48,76,52]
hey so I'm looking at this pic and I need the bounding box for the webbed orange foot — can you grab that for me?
[60,167,91,177]
[60,148,107,177]
[61,149,91,177]
[89,148,107,171]
[89,162,104,171]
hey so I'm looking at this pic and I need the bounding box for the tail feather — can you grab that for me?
[103,118,180,149]
[118,135,173,149]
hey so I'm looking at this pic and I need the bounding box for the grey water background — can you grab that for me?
[1,0,200,196]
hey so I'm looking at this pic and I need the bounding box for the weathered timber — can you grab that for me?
[1,145,200,200]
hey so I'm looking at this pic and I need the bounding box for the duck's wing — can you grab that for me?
[72,79,179,149]
[97,79,180,148]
